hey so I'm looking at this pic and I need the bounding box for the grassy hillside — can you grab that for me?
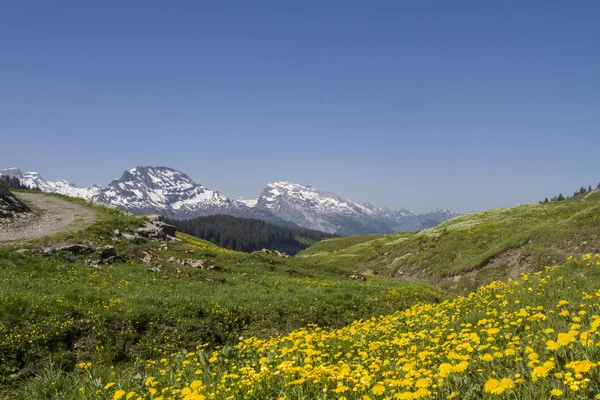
[15,254,600,399]
[5,192,600,398]
[299,198,600,291]
[0,194,443,394]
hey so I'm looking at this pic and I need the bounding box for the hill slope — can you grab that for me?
[0,193,442,393]
[300,198,600,291]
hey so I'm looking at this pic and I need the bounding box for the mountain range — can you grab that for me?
[1,166,461,235]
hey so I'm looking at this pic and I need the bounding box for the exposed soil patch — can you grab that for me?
[479,247,532,280]
[444,247,532,291]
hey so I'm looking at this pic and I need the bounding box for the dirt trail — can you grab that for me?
[0,192,96,242]
[583,189,599,201]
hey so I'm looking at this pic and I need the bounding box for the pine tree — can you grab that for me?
[558,193,565,201]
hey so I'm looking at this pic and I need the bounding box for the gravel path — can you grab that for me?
[0,192,96,242]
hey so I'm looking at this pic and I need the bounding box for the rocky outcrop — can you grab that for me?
[168,256,218,270]
[0,185,29,218]
[349,275,367,281]
[42,243,93,256]
[98,245,119,263]
[251,248,290,258]
[136,215,178,241]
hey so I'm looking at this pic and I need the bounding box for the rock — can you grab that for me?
[15,249,28,254]
[42,248,55,256]
[0,185,30,218]
[122,232,146,243]
[349,275,366,281]
[98,245,118,263]
[168,256,218,270]
[113,229,121,236]
[137,220,178,241]
[146,214,164,222]
[57,244,93,255]
[251,249,290,258]
[139,250,157,265]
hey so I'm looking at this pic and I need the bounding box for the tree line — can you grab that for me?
[540,183,600,204]
[166,214,336,255]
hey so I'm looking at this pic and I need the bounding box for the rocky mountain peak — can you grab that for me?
[1,167,23,177]
[94,166,231,218]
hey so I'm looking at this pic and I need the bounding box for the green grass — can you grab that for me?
[9,255,600,399]
[584,190,600,201]
[0,194,444,394]
[299,198,600,291]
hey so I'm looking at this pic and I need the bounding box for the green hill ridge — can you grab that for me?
[299,196,600,291]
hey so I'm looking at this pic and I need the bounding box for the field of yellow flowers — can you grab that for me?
[35,254,597,399]
[0,221,442,398]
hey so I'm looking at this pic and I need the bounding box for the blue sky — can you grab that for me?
[1,1,599,213]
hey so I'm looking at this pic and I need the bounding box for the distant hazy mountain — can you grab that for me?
[234,198,258,208]
[2,166,460,234]
[418,209,463,229]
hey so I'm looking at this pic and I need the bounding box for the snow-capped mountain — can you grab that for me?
[93,167,232,217]
[252,181,460,235]
[0,168,101,200]
[418,209,463,229]
[361,202,422,232]
[254,181,398,235]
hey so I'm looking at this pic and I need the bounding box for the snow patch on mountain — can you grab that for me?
[235,198,258,208]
